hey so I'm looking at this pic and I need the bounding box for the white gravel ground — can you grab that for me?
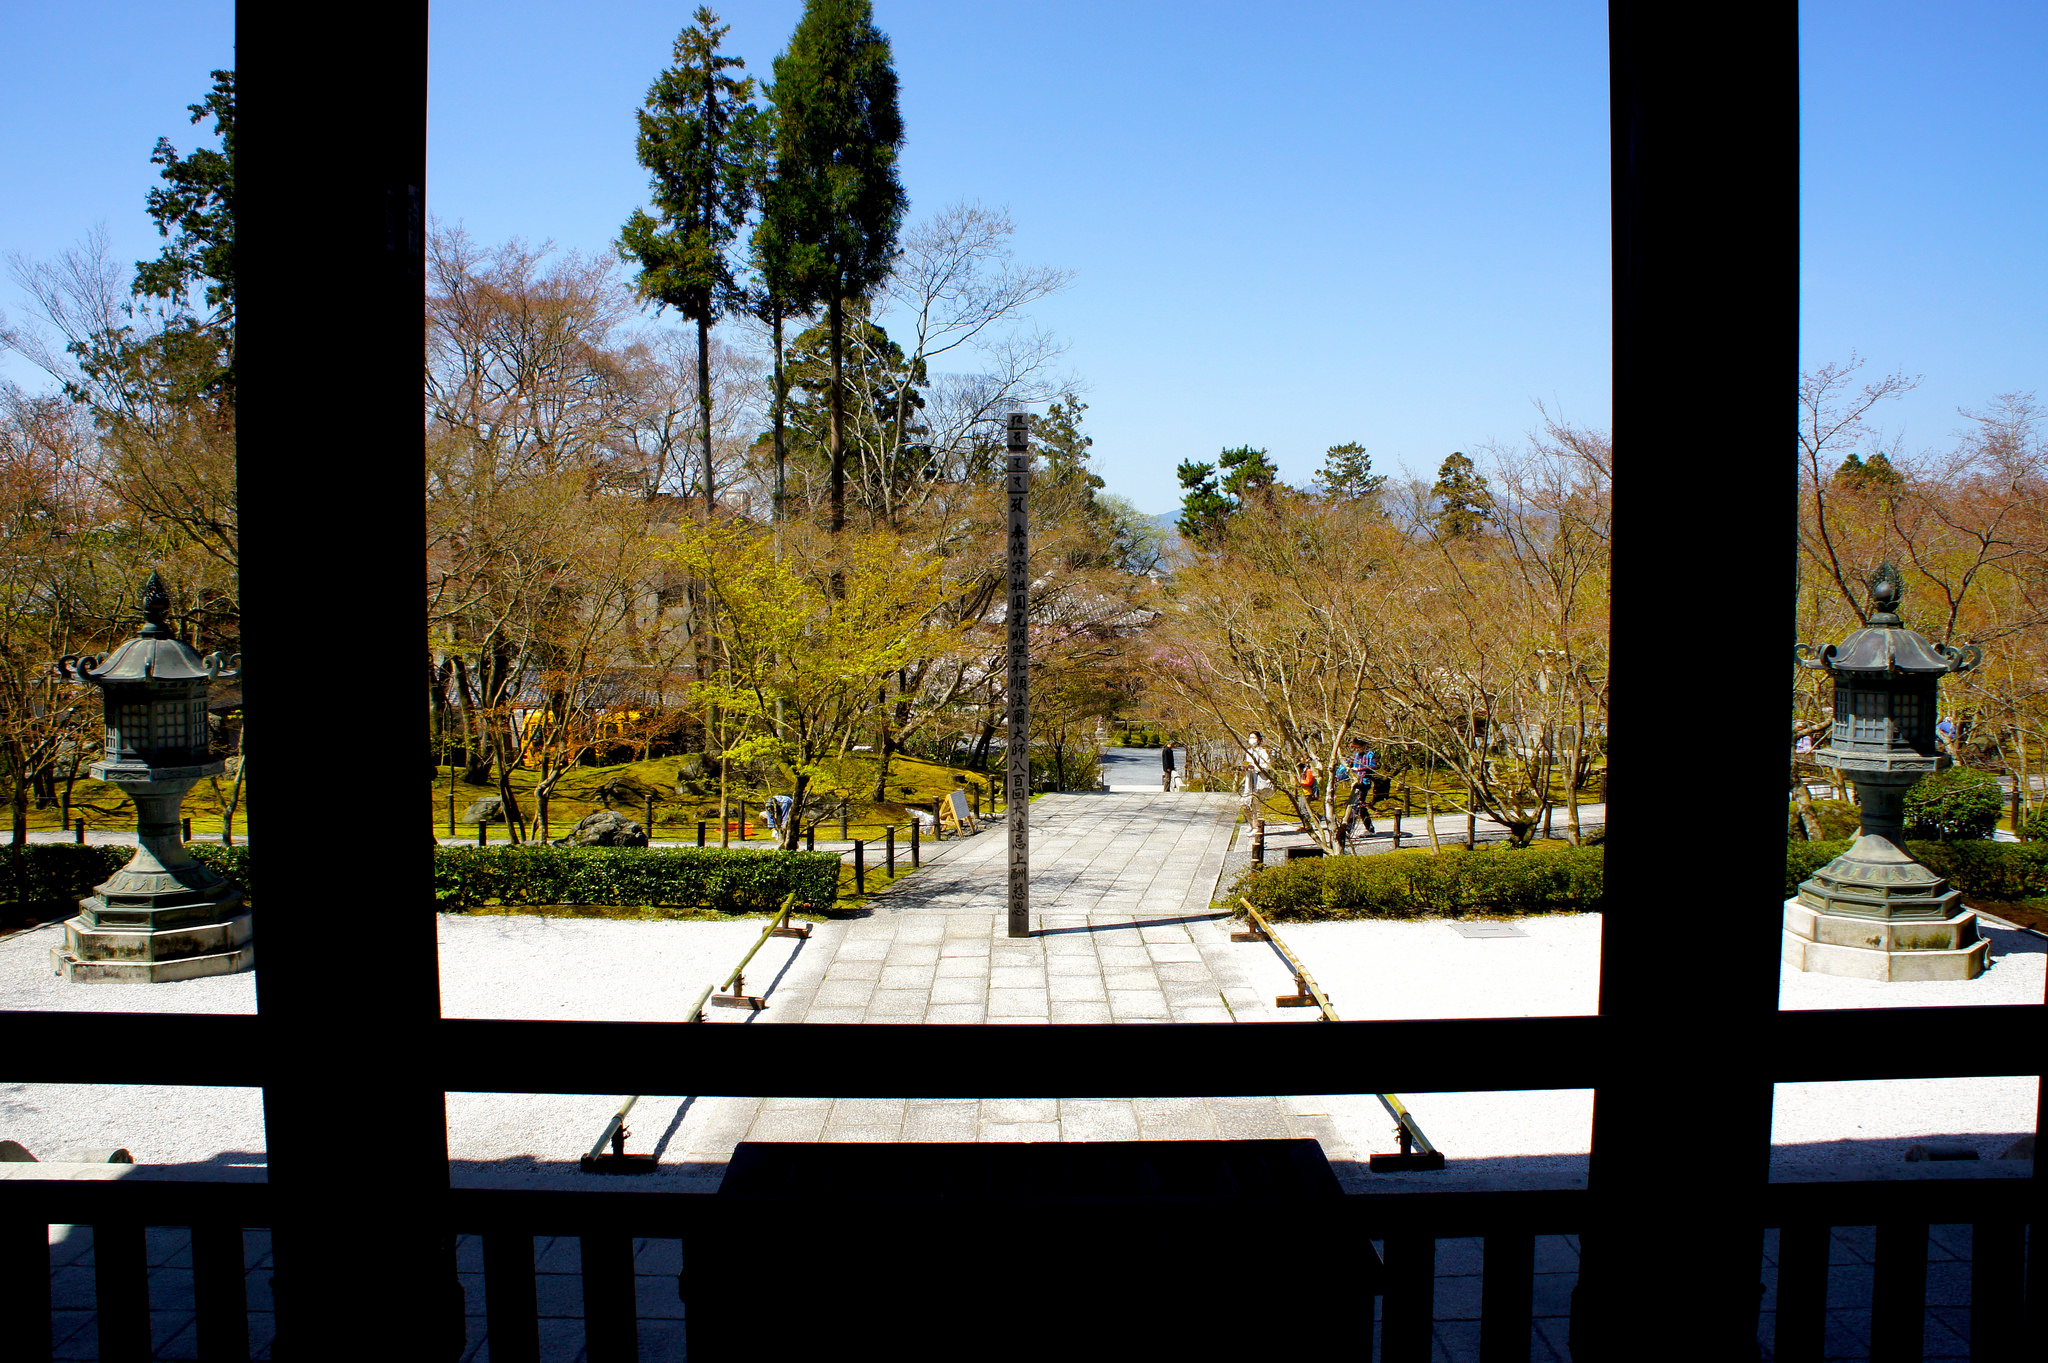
[0,913,810,1181]
[1225,913,2045,1189]
[3,909,2038,1189]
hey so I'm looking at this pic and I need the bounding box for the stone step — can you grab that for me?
[1779,928,1988,982]
[1782,900,1980,954]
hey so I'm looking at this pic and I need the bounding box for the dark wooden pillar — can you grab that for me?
[240,4,454,1356]
[1576,3,1796,1359]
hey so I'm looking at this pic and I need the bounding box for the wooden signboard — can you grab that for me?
[943,789,978,834]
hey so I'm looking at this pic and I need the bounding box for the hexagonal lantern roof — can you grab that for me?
[63,571,231,687]
[1795,563,1981,679]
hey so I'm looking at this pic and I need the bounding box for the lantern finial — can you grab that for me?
[138,570,171,638]
[1866,562,1904,624]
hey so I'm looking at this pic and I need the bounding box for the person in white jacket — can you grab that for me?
[1241,731,1275,816]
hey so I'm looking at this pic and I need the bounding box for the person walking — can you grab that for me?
[1241,731,1275,818]
[1161,740,1177,792]
[1342,738,1378,840]
[1291,759,1319,834]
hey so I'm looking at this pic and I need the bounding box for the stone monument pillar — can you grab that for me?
[51,572,249,982]
[1785,564,1986,981]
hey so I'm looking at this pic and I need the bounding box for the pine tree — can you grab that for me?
[767,0,907,537]
[1314,441,1385,503]
[1431,451,1494,538]
[1177,446,1279,545]
[1218,446,1279,505]
[1176,461,1231,545]
[619,9,763,514]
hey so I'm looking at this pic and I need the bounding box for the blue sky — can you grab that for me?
[3,2,2042,514]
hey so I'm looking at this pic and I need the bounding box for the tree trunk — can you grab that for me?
[429,656,452,775]
[7,741,22,909]
[782,770,810,852]
[718,753,729,848]
[1790,776,1823,841]
[771,304,788,541]
[870,685,894,803]
[2009,752,2022,836]
[453,658,491,785]
[1564,745,1583,846]
[493,720,526,845]
[697,312,715,521]
[827,292,846,537]
[2015,725,2034,831]
[9,740,27,849]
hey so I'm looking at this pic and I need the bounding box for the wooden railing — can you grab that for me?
[6,1174,2033,1361]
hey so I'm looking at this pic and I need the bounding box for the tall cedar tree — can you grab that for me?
[767,0,906,538]
[747,101,804,529]
[619,9,762,515]
[1431,450,1494,539]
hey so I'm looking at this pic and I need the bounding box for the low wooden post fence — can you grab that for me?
[1232,896,1444,1171]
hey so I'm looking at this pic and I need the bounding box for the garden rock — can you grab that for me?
[554,810,649,848]
[596,776,654,809]
[460,797,503,825]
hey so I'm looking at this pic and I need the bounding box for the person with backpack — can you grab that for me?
[1362,743,1392,805]
[1353,740,1381,834]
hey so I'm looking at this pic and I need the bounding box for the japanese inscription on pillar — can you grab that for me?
[1005,411,1032,937]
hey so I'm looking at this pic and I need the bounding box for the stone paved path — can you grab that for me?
[678,791,1361,1159]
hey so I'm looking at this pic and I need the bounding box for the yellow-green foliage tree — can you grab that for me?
[1146,486,1391,848]
[666,518,943,847]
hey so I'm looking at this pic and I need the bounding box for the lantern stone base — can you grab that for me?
[1781,898,1987,981]
[52,935,254,983]
[50,910,254,983]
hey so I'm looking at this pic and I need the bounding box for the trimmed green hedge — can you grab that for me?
[3,842,836,917]
[431,845,842,914]
[190,845,250,893]
[1,843,128,909]
[1786,838,2048,901]
[1229,844,1605,920]
[1,842,250,913]
[1234,837,2048,922]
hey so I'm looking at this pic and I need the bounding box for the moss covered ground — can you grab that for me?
[427,752,997,844]
[19,750,1001,846]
